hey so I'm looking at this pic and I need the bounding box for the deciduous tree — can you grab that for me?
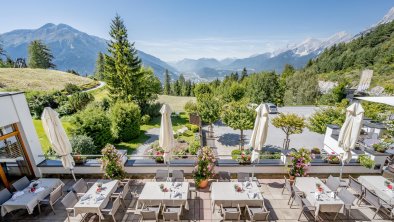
[272,113,305,150]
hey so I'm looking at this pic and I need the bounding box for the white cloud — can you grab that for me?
[134,37,294,61]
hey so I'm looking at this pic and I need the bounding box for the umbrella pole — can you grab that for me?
[339,161,345,179]
[71,169,76,181]
[167,162,170,181]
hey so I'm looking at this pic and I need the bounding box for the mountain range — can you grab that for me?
[0,23,178,80]
[0,7,393,81]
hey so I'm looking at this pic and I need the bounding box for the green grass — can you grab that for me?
[89,85,109,101]
[0,68,97,92]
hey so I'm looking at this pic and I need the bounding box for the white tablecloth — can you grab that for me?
[137,182,189,210]
[210,182,263,212]
[358,176,394,205]
[295,177,344,218]
[74,180,119,219]
[1,178,64,216]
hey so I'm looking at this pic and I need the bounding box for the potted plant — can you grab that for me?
[147,142,164,163]
[326,155,341,164]
[231,149,252,164]
[288,148,312,179]
[101,144,126,180]
[193,146,216,188]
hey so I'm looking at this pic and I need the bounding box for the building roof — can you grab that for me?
[0,92,24,98]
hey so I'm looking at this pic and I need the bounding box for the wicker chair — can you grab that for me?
[61,192,79,222]
[218,171,231,182]
[38,184,64,214]
[154,169,169,182]
[140,203,161,221]
[11,176,30,191]
[101,196,121,221]
[171,170,185,182]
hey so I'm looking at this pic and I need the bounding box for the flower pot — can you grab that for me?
[199,179,209,188]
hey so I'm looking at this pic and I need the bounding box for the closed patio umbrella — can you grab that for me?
[250,104,269,177]
[338,102,364,178]
[159,104,175,179]
[41,107,76,181]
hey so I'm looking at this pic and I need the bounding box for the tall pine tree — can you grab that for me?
[163,69,171,95]
[28,40,55,69]
[94,52,105,80]
[240,67,248,81]
[104,15,142,102]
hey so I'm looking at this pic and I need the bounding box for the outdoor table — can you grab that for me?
[295,177,344,219]
[1,178,64,216]
[137,182,189,210]
[74,180,119,220]
[358,175,394,205]
[210,181,263,212]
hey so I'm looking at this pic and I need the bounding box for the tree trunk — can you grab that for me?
[284,134,290,150]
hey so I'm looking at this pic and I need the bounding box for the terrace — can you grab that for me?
[1,92,394,221]
[3,177,394,222]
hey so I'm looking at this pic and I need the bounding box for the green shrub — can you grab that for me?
[231,149,242,160]
[182,130,194,137]
[71,106,113,148]
[109,102,141,142]
[141,114,150,125]
[311,147,321,154]
[372,142,390,153]
[25,91,66,118]
[143,102,162,117]
[64,83,81,94]
[68,92,94,112]
[188,139,200,155]
[184,101,198,114]
[186,123,199,132]
[358,155,375,169]
[70,135,98,154]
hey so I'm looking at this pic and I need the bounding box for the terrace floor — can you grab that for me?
[3,178,393,222]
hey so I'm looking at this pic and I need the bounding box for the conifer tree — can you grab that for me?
[94,52,105,80]
[240,67,248,81]
[163,69,171,95]
[28,40,55,69]
[104,15,142,102]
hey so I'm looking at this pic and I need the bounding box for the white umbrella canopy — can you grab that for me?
[159,104,175,164]
[41,107,76,181]
[250,104,269,163]
[338,103,365,163]
[356,96,394,107]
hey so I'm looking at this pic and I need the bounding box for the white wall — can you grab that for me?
[0,93,44,177]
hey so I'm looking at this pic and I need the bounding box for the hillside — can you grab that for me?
[307,20,394,89]
[0,68,98,91]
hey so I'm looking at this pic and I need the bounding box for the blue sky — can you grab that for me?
[0,0,393,61]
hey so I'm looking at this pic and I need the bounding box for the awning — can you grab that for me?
[355,96,394,106]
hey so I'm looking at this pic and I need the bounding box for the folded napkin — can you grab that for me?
[171,191,182,198]
[95,194,105,202]
[243,181,252,189]
[34,187,45,194]
[172,182,182,188]
[29,181,41,187]
[248,192,258,199]
[12,191,24,200]
[81,194,92,201]
[329,192,335,199]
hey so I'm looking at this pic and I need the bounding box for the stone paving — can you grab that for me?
[206,106,325,158]
[3,178,394,221]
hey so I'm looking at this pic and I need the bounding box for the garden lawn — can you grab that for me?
[33,119,72,153]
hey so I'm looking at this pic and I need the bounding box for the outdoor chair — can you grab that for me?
[162,203,183,221]
[220,203,241,221]
[218,171,231,182]
[347,176,364,205]
[289,186,303,208]
[112,179,131,209]
[61,191,79,222]
[294,192,317,221]
[71,178,93,197]
[363,188,393,219]
[245,202,270,221]
[282,175,292,195]
[337,188,357,218]
[154,169,169,182]
[101,196,121,222]
[237,172,250,182]
[171,170,185,182]
[140,203,161,221]
[11,176,30,191]
[0,188,12,206]
[38,184,64,214]
[325,175,340,192]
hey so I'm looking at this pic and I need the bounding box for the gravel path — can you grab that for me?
[131,127,159,159]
